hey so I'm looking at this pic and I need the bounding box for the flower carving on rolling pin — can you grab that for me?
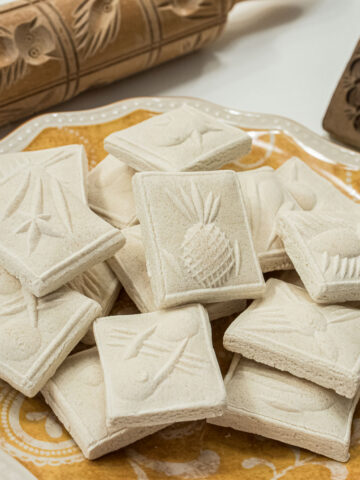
[164,181,241,288]
[73,0,121,59]
[0,18,58,92]
[157,0,219,19]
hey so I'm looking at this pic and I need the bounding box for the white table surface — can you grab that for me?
[1,0,360,141]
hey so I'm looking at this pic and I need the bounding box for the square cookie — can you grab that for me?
[0,148,125,296]
[208,355,359,462]
[133,171,264,308]
[88,155,138,229]
[0,266,101,397]
[42,348,164,460]
[237,167,297,272]
[108,225,246,320]
[276,210,360,302]
[224,278,360,397]
[276,157,358,213]
[69,262,121,345]
[94,304,226,428]
[104,105,251,172]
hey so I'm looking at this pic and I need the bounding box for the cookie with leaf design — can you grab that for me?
[42,348,164,460]
[0,147,125,296]
[108,225,246,319]
[132,171,264,308]
[208,355,359,462]
[276,209,360,302]
[0,265,101,397]
[224,278,360,398]
[93,304,226,428]
[104,105,251,172]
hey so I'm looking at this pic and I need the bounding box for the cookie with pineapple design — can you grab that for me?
[208,355,359,462]
[132,171,264,309]
[93,304,226,429]
[104,105,251,172]
[42,348,164,459]
[224,278,360,398]
[276,210,360,303]
[107,225,246,319]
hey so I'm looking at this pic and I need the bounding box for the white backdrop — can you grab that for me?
[1,0,359,140]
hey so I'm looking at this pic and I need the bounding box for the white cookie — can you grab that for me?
[237,167,297,272]
[69,262,121,345]
[88,155,138,229]
[94,304,226,428]
[276,210,360,302]
[108,225,246,320]
[105,105,251,172]
[0,147,125,296]
[0,266,100,397]
[132,171,264,308]
[42,348,164,460]
[224,278,360,398]
[208,355,359,462]
[276,157,358,213]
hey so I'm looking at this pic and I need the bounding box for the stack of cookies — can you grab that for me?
[1,105,359,463]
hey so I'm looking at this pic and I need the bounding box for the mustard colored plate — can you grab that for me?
[1,96,360,480]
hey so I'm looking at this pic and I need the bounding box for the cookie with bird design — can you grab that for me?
[224,278,360,398]
[93,304,226,429]
[104,105,251,172]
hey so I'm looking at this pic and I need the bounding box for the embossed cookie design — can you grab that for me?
[132,171,264,308]
[42,348,164,460]
[94,304,226,428]
[104,105,252,172]
[276,157,359,213]
[237,167,298,272]
[108,225,246,319]
[224,278,360,397]
[0,146,125,296]
[88,155,138,229]
[208,356,359,462]
[276,210,360,303]
[0,266,101,396]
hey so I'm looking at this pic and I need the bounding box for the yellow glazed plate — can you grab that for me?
[1,97,360,480]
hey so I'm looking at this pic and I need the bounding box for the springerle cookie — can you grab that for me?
[276,157,358,212]
[88,155,138,229]
[132,171,264,308]
[277,210,360,302]
[224,278,360,397]
[104,105,251,172]
[0,266,100,396]
[94,304,226,428]
[208,356,359,462]
[237,167,297,272]
[0,147,125,296]
[108,225,246,320]
[42,348,164,460]
[70,262,121,345]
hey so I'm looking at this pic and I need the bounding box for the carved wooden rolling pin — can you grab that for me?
[0,0,240,127]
